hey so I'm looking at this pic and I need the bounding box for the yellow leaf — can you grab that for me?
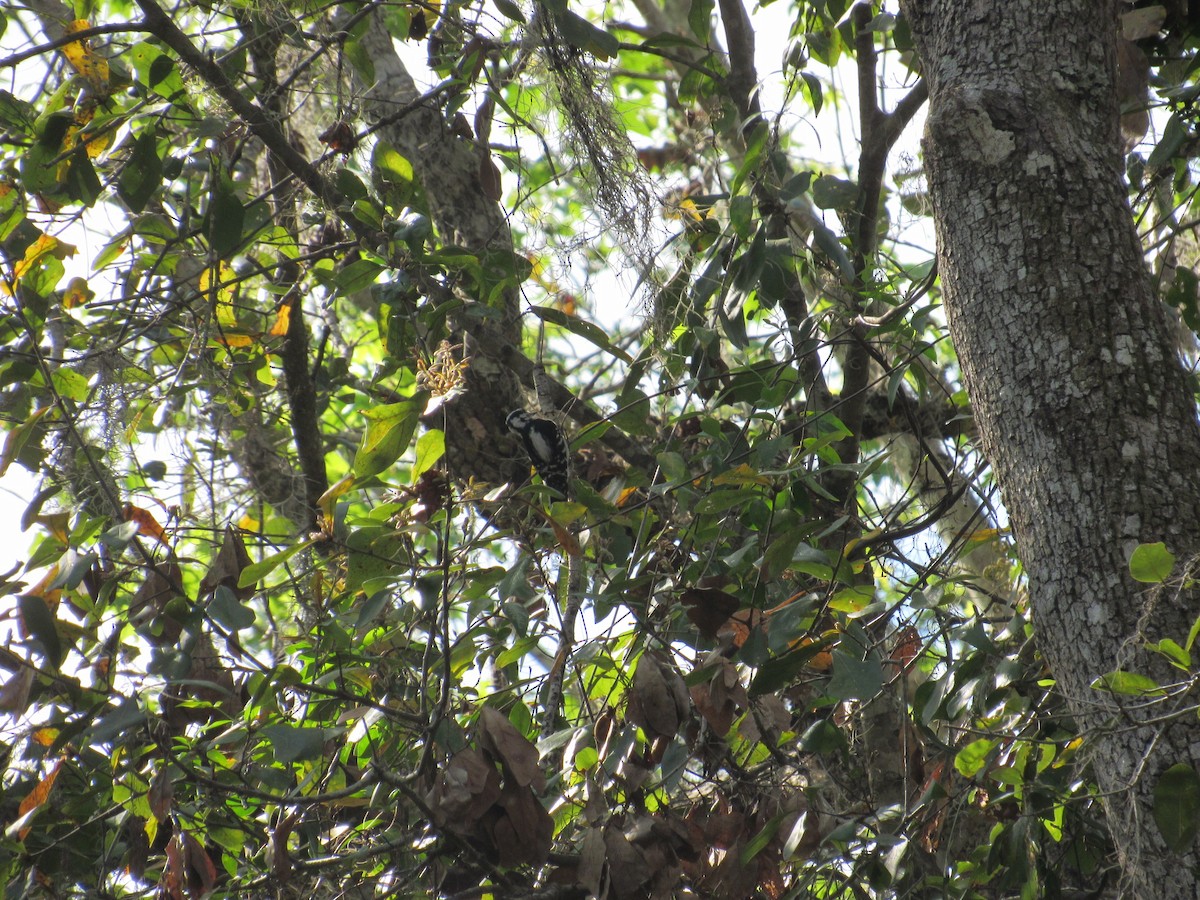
[213,332,255,348]
[267,300,291,336]
[33,512,70,543]
[63,276,92,308]
[712,464,770,487]
[25,563,64,614]
[317,473,356,521]
[665,197,702,222]
[62,21,110,94]
[965,527,1007,545]
[200,262,237,328]
[30,728,58,747]
[78,121,111,159]
[18,758,63,840]
[12,235,76,283]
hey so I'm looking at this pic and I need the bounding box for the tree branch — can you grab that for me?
[133,0,381,248]
[0,23,148,69]
[716,0,763,132]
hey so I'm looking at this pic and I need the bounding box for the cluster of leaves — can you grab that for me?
[2,0,1200,897]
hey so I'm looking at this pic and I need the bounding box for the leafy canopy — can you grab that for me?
[1,0,1199,897]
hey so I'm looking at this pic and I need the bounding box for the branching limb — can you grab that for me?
[540,547,586,738]
[134,0,383,247]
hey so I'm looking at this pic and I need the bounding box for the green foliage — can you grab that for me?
[1,0,1196,897]
[1130,540,1177,583]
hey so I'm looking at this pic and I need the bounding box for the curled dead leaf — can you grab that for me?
[477,705,545,792]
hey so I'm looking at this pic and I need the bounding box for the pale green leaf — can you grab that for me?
[1154,763,1200,853]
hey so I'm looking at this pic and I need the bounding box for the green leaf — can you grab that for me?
[656,451,689,483]
[493,0,527,22]
[237,540,315,588]
[1146,638,1191,671]
[372,141,414,208]
[1154,763,1200,853]
[1091,669,1166,697]
[354,396,425,479]
[1130,542,1175,583]
[263,724,337,763]
[1148,113,1188,168]
[555,10,620,59]
[0,89,35,135]
[797,719,846,754]
[65,145,101,207]
[749,638,833,697]
[205,169,244,259]
[826,649,883,701]
[730,123,769,198]
[1186,611,1200,653]
[129,42,186,100]
[495,635,540,668]
[529,306,634,362]
[687,0,714,41]
[334,167,369,201]
[694,488,753,515]
[809,218,855,281]
[118,128,163,214]
[49,367,88,402]
[954,738,995,778]
[412,428,445,480]
[740,812,785,864]
[19,593,62,666]
[801,71,823,116]
[763,529,805,580]
[812,175,858,210]
[209,584,256,632]
[331,258,384,294]
[90,698,146,744]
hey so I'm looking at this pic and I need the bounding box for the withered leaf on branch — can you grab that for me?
[628,653,691,740]
[680,587,739,639]
[198,524,254,601]
[425,748,502,829]
[603,824,653,899]
[129,558,185,643]
[161,630,238,732]
[486,778,553,867]
[690,656,748,737]
[577,826,606,897]
[477,705,544,792]
[148,767,173,822]
[161,826,217,900]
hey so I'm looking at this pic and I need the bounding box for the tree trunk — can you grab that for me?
[901,0,1200,894]
[353,14,529,493]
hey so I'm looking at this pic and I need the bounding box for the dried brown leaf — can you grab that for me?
[604,825,652,899]
[148,767,173,822]
[680,587,739,639]
[489,780,553,867]
[426,748,502,829]
[17,758,62,840]
[0,667,34,715]
[478,705,544,792]
[578,825,607,897]
[629,654,690,740]
[199,525,254,601]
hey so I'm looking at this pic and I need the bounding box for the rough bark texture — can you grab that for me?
[352,14,529,493]
[901,0,1200,894]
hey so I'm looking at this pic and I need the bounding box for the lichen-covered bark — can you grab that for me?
[353,14,529,493]
[901,0,1200,894]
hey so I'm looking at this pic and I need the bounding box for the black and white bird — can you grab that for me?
[506,408,571,498]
